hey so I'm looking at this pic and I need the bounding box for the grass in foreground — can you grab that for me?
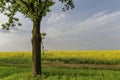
[0,66,120,80]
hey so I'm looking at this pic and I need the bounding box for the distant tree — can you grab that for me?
[0,0,75,77]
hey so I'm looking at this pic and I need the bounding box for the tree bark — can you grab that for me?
[32,17,42,77]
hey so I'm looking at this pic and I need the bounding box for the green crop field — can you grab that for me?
[0,50,120,80]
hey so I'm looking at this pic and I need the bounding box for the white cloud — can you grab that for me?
[47,12,65,25]
[45,11,120,38]
[0,14,8,29]
[43,11,120,50]
[74,11,120,32]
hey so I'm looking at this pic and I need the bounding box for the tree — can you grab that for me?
[0,0,75,77]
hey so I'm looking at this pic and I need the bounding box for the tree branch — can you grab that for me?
[40,0,47,16]
[38,0,41,3]
[19,0,29,8]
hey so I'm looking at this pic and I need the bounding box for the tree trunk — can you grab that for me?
[32,17,42,77]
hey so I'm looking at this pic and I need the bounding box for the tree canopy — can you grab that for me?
[0,0,75,30]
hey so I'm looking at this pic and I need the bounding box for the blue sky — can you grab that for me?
[1,0,120,51]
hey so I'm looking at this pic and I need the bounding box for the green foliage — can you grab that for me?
[0,0,74,30]
[59,0,75,11]
[41,32,47,39]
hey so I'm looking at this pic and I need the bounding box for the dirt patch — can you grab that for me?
[42,62,120,70]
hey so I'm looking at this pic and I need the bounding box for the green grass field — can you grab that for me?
[0,50,120,80]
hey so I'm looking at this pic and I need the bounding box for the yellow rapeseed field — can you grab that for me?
[0,50,120,64]
[0,52,31,58]
[44,50,120,60]
[43,50,120,64]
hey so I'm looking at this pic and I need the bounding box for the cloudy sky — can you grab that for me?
[1,0,120,51]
